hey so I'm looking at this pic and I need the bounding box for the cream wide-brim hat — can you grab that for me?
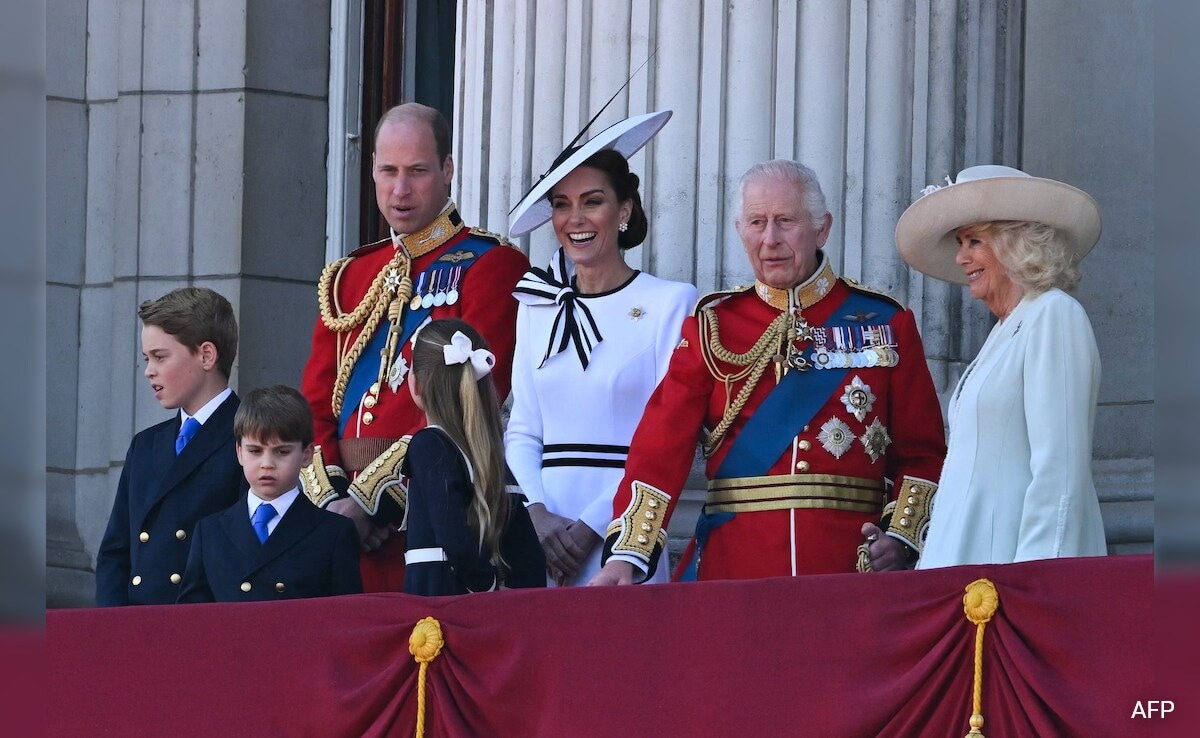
[895,165,1102,285]
[507,110,672,238]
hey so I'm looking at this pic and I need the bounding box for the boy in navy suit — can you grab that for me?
[178,385,363,602]
[96,287,245,606]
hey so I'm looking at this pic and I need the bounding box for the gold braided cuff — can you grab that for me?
[299,446,349,509]
[606,480,671,565]
[885,476,937,551]
[346,437,410,517]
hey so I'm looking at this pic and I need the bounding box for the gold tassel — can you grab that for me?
[962,579,1000,738]
[409,617,445,738]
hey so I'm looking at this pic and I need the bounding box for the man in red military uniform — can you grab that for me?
[591,160,946,584]
[300,103,529,591]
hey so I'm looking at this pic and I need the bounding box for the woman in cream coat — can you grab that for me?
[896,165,1108,568]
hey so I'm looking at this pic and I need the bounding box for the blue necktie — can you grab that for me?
[252,503,277,544]
[175,417,201,455]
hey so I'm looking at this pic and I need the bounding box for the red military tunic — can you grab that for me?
[301,204,529,591]
[602,254,946,581]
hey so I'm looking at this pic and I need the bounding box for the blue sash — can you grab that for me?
[713,290,898,479]
[679,289,899,580]
[338,241,494,436]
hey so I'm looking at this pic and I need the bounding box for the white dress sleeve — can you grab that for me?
[503,303,548,506]
[1015,292,1101,561]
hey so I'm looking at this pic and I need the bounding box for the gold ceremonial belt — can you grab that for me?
[705,474,886,515]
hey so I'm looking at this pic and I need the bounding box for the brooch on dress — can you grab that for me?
[629,306,646,321]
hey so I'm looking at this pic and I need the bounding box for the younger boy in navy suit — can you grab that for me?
[96,287,245,606]
[178,385,363,602]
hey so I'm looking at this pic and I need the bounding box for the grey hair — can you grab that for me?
[738,159,829,222]
[969,221,1081,294]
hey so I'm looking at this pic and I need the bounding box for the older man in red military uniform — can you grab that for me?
[300,103,529,591]
[591,160,946,584]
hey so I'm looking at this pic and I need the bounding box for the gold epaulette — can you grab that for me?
[467,225,516,248]
[692,284,753,318]
[842,277,904,310]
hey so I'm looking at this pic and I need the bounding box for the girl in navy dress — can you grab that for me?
[403,318,544,595]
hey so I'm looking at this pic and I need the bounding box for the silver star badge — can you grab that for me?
[840,375,876,422]
[818,417,854,459]
[387,354,409,393]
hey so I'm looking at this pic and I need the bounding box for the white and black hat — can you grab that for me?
[507,110,672,238]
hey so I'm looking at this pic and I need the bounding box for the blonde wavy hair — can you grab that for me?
[968,220,1081,294]
[411,318,510,571]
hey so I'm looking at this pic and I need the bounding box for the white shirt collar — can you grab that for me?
[180,387,233,426]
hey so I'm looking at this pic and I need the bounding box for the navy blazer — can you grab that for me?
[95,393,247,606]
[177,493,363,603]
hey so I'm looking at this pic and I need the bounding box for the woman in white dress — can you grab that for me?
[895,165,1108,568]
[506,112,698,586]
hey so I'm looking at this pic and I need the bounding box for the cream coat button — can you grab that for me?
[275,583,285,593]
[170,573,181,585]
[241,582,252,592]
[176,529,187,540]
[131,575,142,586]
[139,532,149,543]
[798,440,812,451]
[362,411,375,425]
[796,461,810,472]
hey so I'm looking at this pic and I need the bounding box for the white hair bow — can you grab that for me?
[443,331,495,380]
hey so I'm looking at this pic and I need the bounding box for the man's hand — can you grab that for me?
[588,560,636,586]
[860,522,912,571]
[327,497,392,551]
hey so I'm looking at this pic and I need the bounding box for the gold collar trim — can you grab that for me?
[392,203,466,259]
[753,254,836,311]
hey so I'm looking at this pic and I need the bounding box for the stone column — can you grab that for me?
[46,0,332,606]
[453,0,1025,555]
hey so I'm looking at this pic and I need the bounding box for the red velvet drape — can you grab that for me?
[49,556,1172,737]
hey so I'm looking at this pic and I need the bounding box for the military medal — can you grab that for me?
[410,272,427,310]
[433,269,448,306]
[446,266,462,305]
[421,271,437,308]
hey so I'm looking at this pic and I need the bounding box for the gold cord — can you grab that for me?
[317,248,413,417]
[699,308,791,457]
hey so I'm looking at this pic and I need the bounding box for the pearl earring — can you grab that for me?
[618,222,628,233]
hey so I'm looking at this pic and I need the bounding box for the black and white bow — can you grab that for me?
[513,248,603,370]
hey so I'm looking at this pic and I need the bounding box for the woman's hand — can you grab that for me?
[328,497,392,551]
[528,504,597,584]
